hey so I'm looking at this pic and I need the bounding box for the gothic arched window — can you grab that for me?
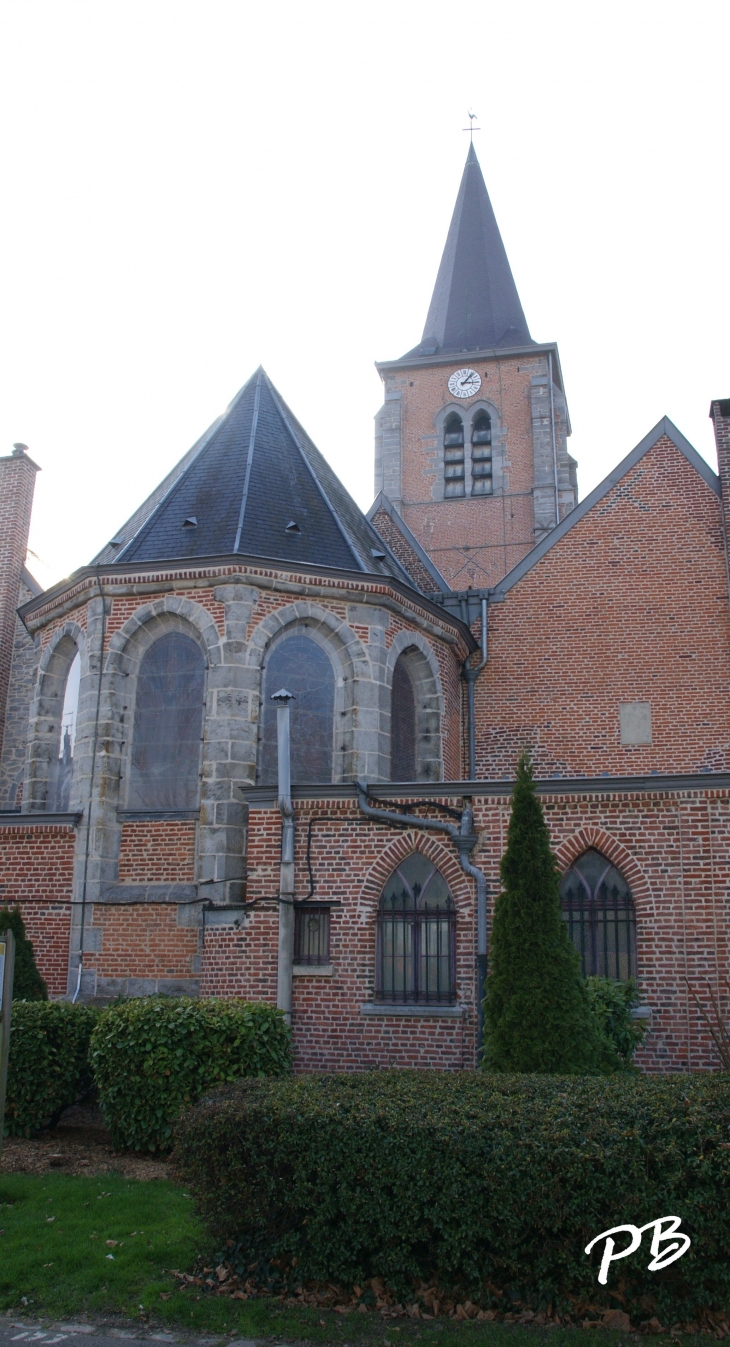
[471,411,492,496]
[127,632,205,811]
[443,414,465,498]
[47,648,80,812]
[259,632,335,785]
[376,853,456,1004]
[391,654,416,781]
[559,849,636,981]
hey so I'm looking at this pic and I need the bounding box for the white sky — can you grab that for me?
[1,0,728,590]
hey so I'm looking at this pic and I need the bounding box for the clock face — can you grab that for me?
[448,367,481,399]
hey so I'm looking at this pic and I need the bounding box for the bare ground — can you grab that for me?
[0,1102,171,1181]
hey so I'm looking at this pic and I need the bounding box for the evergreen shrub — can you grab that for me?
[5,1001,98,1136]
[175,1070,730,1320]
[483,753,607,1072]
[90,996,291,1152]
[586,976,646,1068]
[0,907,47,1000]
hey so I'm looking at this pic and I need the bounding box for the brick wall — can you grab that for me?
[118,820,196,883]
[476,435,730,778]
[0,821,75,995]
[87,903,199,983]
[220,783,730,1073]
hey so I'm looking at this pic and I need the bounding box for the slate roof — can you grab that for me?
[404,144,533,360]
[93,369,415,584]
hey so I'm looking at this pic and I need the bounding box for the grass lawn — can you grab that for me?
[0,1172,692,1347]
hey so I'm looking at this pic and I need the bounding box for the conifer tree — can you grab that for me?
[482,752,605,1072]
[0,908,48,1001]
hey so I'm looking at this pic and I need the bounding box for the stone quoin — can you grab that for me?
[0,148,728,1072]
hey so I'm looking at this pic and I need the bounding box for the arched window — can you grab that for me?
[127,632,205,811]
[376,853,456,1004]
[47,649,80,812]
[391,654,416,781]
[559,849,636,981]
[443,414,465,498]
[259,633,335,785]
[471,411,492,496]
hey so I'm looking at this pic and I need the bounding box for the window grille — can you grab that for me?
[443,414,465,498]
[391,655,416,781]
[127,633,205,811]
[471,412,492,496]
[259,633,335,785]
[559,849,636,981]
[294,905,331,965]
[376,853,456,1004]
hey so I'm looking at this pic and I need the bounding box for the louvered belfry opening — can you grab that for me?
[559,849,636,981]
[376,853,456,1004]
[391,655,416,781]
[471,411,493,495]
[128,632,206,810]
[443,413,465,497]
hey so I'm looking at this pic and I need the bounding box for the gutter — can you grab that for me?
[356,782,488,1055]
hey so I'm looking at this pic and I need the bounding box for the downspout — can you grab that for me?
[272,689,295,1025]
[548,350,560,528]
[463,595,488,781]
[356,782,488,1056]
[72,567,106,1003]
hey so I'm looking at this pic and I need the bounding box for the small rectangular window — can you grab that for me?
[294,905,331,965]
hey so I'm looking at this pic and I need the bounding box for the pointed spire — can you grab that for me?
[412,144,533,358]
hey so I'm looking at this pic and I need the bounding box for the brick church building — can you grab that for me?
[1,144,729,1072]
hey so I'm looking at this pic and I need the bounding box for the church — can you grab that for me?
[0,144,729,1072]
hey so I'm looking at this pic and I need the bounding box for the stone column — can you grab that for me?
[0,447,39,763]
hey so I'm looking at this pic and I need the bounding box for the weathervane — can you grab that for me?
[463,110,480,143]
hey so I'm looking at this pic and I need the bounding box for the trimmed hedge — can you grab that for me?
[90,996,291,1152]
[5,1001,98,1136]
[175,1070,730,1321]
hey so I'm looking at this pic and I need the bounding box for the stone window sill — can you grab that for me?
[293,964,334,977]
[360,1002,465,1017]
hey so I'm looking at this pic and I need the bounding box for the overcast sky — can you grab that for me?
[1,1,728,590]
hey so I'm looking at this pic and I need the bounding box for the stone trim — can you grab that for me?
[242,771,730,805]
[360,1003,465,1017]
[293,964,334,977]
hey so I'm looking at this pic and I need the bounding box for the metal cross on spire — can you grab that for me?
[463,110,480,143]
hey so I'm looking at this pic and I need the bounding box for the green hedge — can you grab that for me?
[175,1070,730,1321]
[90,996,291,1152]
[5,1001,98,1136]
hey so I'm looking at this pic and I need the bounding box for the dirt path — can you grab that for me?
[0,1103,171,1181]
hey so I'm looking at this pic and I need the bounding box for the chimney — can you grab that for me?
[710,399,730,543]
[0,444,40,763]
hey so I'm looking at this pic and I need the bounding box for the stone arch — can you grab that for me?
[554,827,655,921]
[385,629,443,781]
[247,601,370,784]
[25,620,88,812]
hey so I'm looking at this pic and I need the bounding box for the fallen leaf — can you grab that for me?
[106,1254,115,1260]
[46,1216,55,1223]
[106,1240,118,1247]
[159,1293,171,1302]
[603,1310,631,1332]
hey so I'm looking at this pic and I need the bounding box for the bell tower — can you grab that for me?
[374,144,577,590]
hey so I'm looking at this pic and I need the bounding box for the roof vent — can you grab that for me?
[183,516,198,528]
[12,443,28,456]
[285,520,301,534]
[371,548,386,561]
[109,537,124,547]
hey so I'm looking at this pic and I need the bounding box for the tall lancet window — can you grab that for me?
[127,633,206,811]
[471,412,493,495]
[391,654,416,781]
[443,414,465,498]
[258,633,335,785]
[48,650,80,812]
[559,850,636,982]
